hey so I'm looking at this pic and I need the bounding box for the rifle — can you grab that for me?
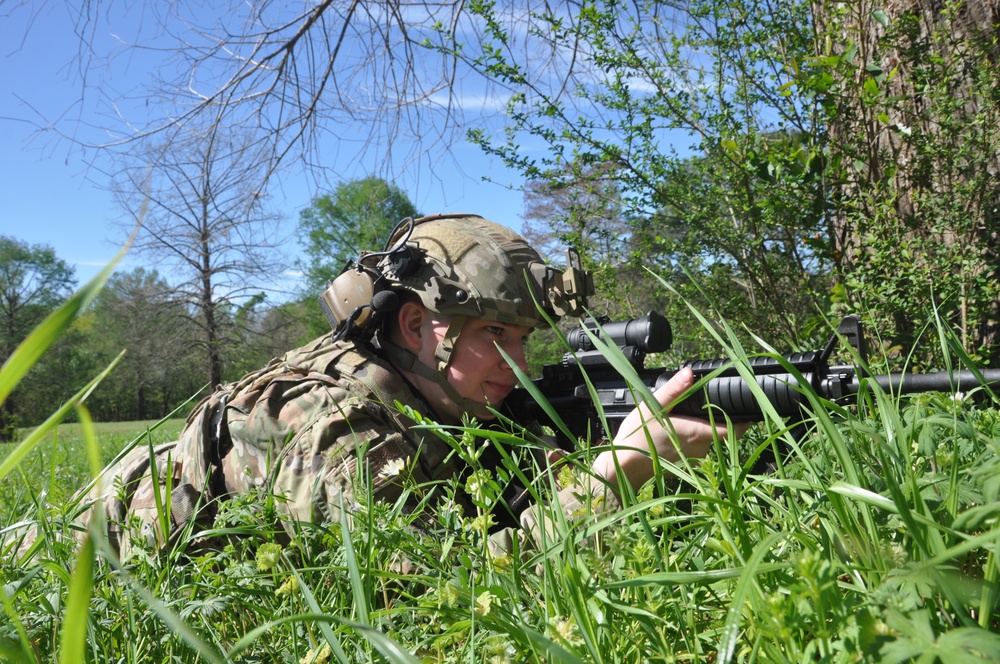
[505,311,1000,446]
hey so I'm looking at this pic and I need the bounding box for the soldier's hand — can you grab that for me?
[591,367,749,491]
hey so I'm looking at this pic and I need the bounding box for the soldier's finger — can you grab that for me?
[655,366,695,412]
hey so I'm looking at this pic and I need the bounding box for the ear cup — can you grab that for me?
[318,263,379,333]
[318,240,420,340]
[319,218,428,340]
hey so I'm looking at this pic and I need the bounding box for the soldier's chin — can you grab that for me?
[463,399,498,421]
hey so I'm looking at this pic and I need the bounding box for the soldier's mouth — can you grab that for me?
[482,381,515,402]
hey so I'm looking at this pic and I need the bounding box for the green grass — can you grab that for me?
[2,395,999,662]
[1,268,999,662]
[0,419,185,524]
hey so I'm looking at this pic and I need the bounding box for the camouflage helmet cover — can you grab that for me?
[380,214,590,327]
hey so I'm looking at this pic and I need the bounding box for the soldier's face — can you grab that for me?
[401,304,532,421]
[442,316,532,414]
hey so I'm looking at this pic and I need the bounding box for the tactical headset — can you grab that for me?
[318,216,419,341]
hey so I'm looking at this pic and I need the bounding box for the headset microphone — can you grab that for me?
[370,290,399,313]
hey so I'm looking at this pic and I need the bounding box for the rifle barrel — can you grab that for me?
[671,367,1000,422]
[854,369,1000,395]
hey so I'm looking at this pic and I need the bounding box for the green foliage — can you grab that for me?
[224,297,319,377]
[4,302,1000,662]
[297,176,420,293]
[463,0,831,351]
[524,326,566,378]
[4,5,1000,659]
[0,236,77,359]
[811,0,1000,367]
[457,0,1000,367]
[84,268,205,422]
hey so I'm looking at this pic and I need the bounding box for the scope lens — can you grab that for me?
[566,311,672,353]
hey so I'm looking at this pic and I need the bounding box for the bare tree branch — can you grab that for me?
[111,122,288,386]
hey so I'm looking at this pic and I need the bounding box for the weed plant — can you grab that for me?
[1,268,999,662]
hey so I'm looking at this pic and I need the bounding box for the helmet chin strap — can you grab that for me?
[378,316,497,421]
[433,315,465,374]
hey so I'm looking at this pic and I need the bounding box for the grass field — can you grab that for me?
[2,278,999,661]
[0,419,185,525]
[2,392,1000,663]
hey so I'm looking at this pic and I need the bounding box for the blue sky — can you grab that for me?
[0,3,529,294]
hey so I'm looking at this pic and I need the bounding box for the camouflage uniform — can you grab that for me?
[78,333,620,558]
[69,213,616,559]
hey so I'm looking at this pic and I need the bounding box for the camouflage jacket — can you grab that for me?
[79,334,620,558]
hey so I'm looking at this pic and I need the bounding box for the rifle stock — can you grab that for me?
[505,312,1000,446]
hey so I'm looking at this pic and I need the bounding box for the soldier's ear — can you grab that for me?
[396,300,429,352]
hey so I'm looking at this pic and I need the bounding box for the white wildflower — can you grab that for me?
[475,591,494,617]
[299,643,331,664]
[379,456,408,479]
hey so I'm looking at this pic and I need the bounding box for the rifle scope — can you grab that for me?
[566,310,673,354]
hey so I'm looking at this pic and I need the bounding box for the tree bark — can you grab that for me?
[820,0,1000,361]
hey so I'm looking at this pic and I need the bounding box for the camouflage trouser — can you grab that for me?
[77,440,210,555]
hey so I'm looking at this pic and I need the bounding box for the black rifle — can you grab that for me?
[505,312,1000,447]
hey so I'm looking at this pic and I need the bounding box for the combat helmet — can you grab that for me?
[318,213,593,418]
[319,213,592,341]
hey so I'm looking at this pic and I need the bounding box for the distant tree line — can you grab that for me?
[0,242,297,438]
[0,177,416,438]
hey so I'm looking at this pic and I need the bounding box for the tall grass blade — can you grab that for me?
[827,482,898,513]
[286,559,352,664]
[118,576,229,664]
[0,352,124,482]
[600,562,789,589]
[980,547,999,630]
[68,399,198,506]
[339,496,370,627]
[58,533,95,664]
[717,532,786,663]
[500,345,577,444]
[0,643,32,664]
[349,622,422,664]
[74,404,102,480]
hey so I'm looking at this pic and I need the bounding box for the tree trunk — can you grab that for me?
[820,0,1000,362]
